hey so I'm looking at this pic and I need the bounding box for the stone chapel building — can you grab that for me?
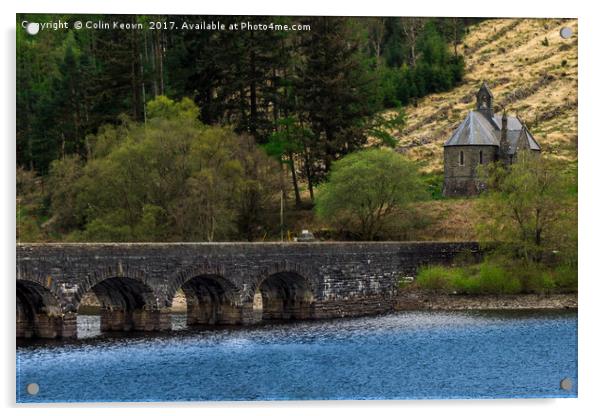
[442,82,541,197]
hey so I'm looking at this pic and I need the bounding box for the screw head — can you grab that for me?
[560,27,573,39]
[26,383,39,395]
[560,378,573,391]
[25,22,40,36]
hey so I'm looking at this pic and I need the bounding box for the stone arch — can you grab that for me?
[249,261,317,297]
[16,278,68,338]
[16,264,64,302]
[167,263,243,326]
[74,265,163,333]
[251,262,317,322]
[72,263,152,307]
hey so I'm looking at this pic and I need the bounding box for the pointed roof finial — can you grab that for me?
[478,81,493,97]
[476,81,494,117]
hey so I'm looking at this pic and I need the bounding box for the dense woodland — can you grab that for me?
[17,15,475,242]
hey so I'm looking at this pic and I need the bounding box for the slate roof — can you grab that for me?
[444,110,541,153]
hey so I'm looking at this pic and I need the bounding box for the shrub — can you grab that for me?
[521,270,556,294]
[515,265,556,294]
[479,262,521,295]
[554,264,578,292]
[450,272,481,295]
[416,266,453,294]
[315,149,426,240]
[423,172,444,199]
[415,260,573,296]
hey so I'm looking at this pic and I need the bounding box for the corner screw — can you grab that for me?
[26,383,39,395]
[560,378,573,391]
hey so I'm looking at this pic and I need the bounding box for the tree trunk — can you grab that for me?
[130,24,142,120]
[288,151,301,207]
[303,146,314,201]
[249,47,258,137]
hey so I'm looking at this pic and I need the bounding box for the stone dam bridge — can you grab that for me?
[16,242,479,338]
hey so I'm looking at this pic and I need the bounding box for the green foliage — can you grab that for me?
[365,109,406,148]
[315,149,427,240]
[17,14,469,183]
[478,262,521,295]
[297,17,382,180]
[415,259,571,296]
[146,96,198,121]
[422,172,445,199]
[416,266,454,293]
[520,269,556,295]
[478,154,577,265]
[553,264,578,292]
[416,265,483,294]
[449,272,481,295]
[17,15,149,173]
[264,117,307,162]
[375,66,402,108]
[416,262,521,295]
[376,21,465,108]
[47,155,84,232]
[264,116,311,206]
[16,210,45,242]
[47,97,283,242]
[16,167,48,242]
[16,15,474,241]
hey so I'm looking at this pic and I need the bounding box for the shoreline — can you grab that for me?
[82,292,579,316]
[394,292,577,311]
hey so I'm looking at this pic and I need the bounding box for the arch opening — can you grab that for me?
[17,280,66,339]
[77,277,159,335]
[255,272,315,322]
[174,275,241,329]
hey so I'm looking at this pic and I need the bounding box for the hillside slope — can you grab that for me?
[395,18,578,173]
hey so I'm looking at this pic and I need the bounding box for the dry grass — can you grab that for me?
[390,18,578,173]
[409,199,484,241]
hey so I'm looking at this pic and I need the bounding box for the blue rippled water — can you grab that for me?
[16,310,577,402]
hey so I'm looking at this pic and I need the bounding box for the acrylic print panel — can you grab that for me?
[15,14,578,403]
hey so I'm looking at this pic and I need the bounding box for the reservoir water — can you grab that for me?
[16,310,577,402]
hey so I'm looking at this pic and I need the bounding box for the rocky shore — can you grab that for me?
[394,291,577,311]
[79,289,578,316]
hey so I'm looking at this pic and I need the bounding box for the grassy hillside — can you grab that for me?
[289,19,578,242]
[394,18,578,173]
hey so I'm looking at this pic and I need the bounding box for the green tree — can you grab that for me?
[296,17,381,179]
[16,167,47,242]
[264,116,311,207]
[47,155,85,232]
[315,148,426,240]
[234,135,287,241]
[477,154,577,264]
[170,126,247,242]
[48,96,283,242]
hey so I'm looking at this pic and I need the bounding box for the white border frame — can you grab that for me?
[3,1,600,415]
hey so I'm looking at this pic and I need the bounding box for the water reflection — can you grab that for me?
[76,315,101,339]
[171,313,187,331]
[76,313,188,340]
[17,310,577,402]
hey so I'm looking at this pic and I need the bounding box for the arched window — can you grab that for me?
[459,151,464,166]
[479,150,483,164]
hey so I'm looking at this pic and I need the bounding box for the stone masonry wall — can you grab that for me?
[443,145,497,196]
[17,242,480,336]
